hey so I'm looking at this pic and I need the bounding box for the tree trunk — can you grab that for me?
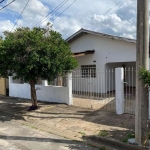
[29,80,38,110]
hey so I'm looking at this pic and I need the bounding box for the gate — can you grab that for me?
[124,68,136,114]
[72,69,116,111]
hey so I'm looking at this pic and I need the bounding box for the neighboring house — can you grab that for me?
[66,28,139,93]
[0,78,6,95]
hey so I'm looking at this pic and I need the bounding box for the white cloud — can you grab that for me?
[1,0,50,30]
[53,13,136,39]
[0,0,142,39]
[0,20,14,36]
[51,0,137,39]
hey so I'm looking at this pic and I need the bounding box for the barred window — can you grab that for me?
[81,65,96,78]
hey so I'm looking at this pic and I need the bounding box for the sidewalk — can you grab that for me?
[0,96,147,150]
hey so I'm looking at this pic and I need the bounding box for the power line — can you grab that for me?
[53,0,76,22]
[11,0,29,32]
[0,0,15,11]
[0,0,5,3]
[43,0,76,32]
[28,2,47,26]
[34,0,68,27]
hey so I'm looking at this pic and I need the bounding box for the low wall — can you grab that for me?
[9,75,72,105]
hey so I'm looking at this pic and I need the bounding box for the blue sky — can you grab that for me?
[0,0,141,39]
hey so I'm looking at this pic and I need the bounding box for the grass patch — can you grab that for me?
[122,133,135,143]
[98,130,108,137]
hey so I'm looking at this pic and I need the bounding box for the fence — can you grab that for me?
[72,67,136,114]
[9,68,136,114]
[124,68,136,114]
[72,69,116,111]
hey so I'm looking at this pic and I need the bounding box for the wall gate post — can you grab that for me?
[115,68,124,114]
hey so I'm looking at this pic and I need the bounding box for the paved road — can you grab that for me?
[0,118,98,150]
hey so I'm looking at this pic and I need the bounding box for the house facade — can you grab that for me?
[66,29,139,94]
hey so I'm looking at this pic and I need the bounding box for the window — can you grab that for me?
[81,65,96,78]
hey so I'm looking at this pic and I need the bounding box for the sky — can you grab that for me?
[0,0,144,39]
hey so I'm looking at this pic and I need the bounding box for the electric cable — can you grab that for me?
[11,0,29,31]
[53,0,76,22]
[34,0,68,27]
[0,0,5,3]
[0,0,15,11]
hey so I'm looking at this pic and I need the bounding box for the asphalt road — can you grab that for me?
[0,118,98,150]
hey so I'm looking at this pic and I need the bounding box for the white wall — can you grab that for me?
[9,75,72,105]
[70,34,136,69]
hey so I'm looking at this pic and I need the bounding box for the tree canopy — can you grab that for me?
[0,27,78,110]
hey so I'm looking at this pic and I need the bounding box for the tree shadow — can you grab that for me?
[0,96,31,122]
[83,130,148,150]
[0,95,135,130]
[81,110,135,129]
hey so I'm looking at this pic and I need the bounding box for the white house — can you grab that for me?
[8,28,149,106]
[66,28,139,94]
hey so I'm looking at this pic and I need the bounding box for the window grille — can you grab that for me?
[81,65,96,78]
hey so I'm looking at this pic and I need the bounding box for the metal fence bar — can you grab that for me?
[97,71,99,99]
[105,69,107,110]
[101,70,103,99]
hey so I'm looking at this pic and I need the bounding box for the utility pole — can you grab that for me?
[135,0,149,146]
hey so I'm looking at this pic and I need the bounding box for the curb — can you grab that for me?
[86,135,149,150]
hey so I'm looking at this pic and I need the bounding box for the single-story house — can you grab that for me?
[66,28,149,94]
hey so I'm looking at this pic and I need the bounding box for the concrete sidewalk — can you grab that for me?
[0,115,98,150]
[0,96,147,150]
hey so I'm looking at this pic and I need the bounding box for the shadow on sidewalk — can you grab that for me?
[0,96,30,122]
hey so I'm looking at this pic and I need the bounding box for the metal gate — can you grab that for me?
[124,68,136,114]
[72,69,116,111]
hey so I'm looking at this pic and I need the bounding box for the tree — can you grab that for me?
[0,36,11,78]
[1,27,78,110]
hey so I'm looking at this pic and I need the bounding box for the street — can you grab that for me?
[0,117,98,150]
